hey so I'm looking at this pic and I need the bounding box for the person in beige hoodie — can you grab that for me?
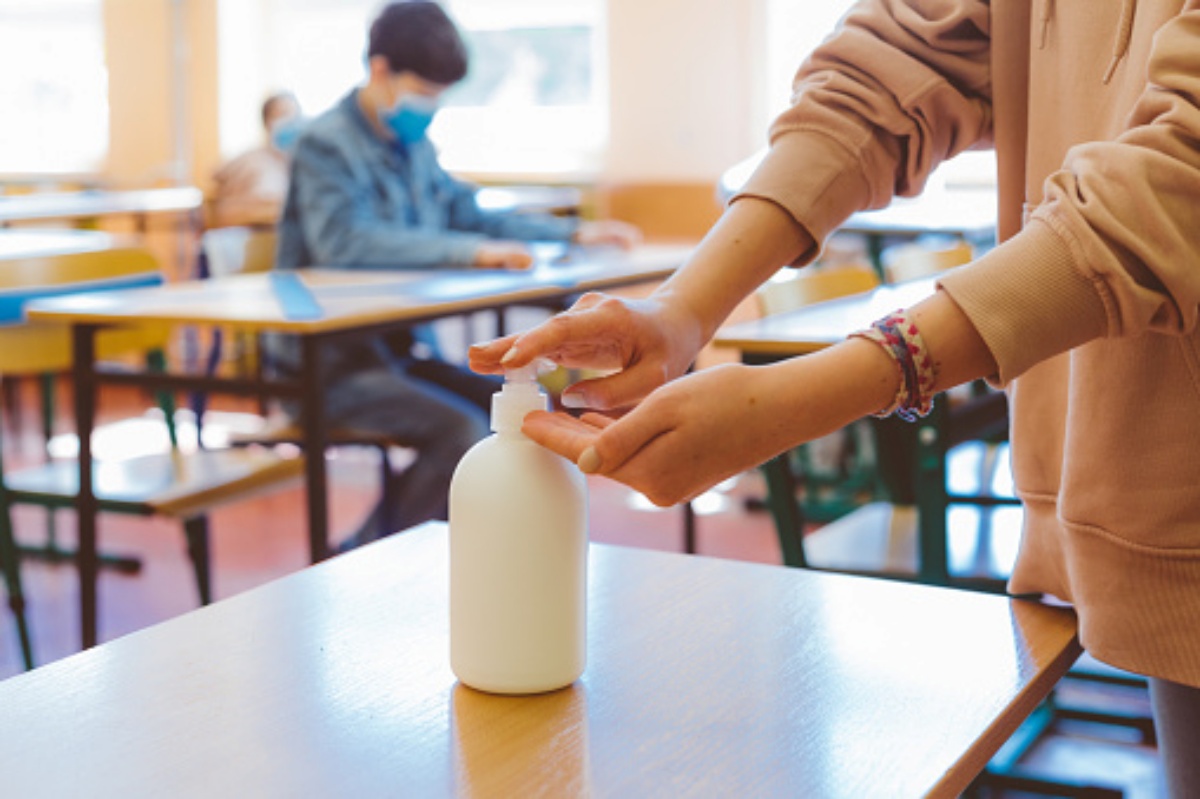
[471,0,1200,790]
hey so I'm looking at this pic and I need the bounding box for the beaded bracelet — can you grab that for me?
[849,309,937,421]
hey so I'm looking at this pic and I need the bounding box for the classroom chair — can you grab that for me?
[881,234,974,284]
[0,246,304,668]
[752,264,883,552]
[196,226,417,546]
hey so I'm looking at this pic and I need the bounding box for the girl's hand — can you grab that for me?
[521,362,807,506]
[468,291,706,411]
[523,340,903,506]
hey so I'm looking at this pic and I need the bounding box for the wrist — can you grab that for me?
[773,339,901,435]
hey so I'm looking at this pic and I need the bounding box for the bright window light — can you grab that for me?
[0,0,108,174]
[219,0,604,179]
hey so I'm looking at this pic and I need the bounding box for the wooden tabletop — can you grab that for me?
[0,523,1080,798]
[24,243,690,334]
[715,276,939,356]
[0,187,204,224]
[0,229,131,260]
[842,185,997,239]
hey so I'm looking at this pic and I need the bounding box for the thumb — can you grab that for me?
[576,404,665,476]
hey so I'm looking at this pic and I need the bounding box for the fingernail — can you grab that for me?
[500,347,520,365]
[578,446,601,474]
[560,392,588,409]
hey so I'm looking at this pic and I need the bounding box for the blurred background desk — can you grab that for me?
[0,187,203,233]
[0,521,1081,798]
[0,229,132,260]
[24,244,689,649]
[715,276,1014,587]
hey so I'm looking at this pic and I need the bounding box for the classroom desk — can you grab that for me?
[0,521,1081,798]
[475,184,583,215]
[842,185,997,276]
[0,187,203,232]
[715,276,938,357]
[0,229,131,260]
[843,185,997,240]
[714,276,1012,586]
[24,243,688,650]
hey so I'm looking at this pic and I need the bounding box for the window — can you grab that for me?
[0,0,108,175]
[433,0,605,176]
[218,0,604,178]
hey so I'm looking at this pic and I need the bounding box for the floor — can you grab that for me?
[0,382,1167,798]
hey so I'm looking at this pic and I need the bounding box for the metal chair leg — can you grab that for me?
[0,493,34,670]
[378,445,394,540]
[183,516,212,606]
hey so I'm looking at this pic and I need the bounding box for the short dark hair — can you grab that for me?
[261,92,297,127]
[367,1,468,85]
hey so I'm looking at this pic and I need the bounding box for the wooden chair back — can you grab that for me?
[882,237,973,284]
[0,247,172,374]
[201,227,277,277]
[756,264,880,317]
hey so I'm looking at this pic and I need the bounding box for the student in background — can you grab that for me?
[209,91,303,229]
[274,0,639,551]
[472,1,1200,791]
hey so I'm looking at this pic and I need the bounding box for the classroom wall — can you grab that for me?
[102,0,771,239]
[597,0,766,238]
[103,0,218,190]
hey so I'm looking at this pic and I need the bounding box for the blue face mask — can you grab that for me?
[380,95,438,145]
[269,118,305,153]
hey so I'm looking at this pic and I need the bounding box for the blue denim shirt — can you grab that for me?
[277,90,579,271]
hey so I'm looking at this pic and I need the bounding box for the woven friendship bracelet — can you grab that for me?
[849,309,937,421]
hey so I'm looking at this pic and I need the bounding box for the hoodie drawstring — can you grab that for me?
[1102,0,1137,84]
[1040,0,1137,84]
[1039,0,1056,49]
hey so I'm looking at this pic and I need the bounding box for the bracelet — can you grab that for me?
[849,309,937,421]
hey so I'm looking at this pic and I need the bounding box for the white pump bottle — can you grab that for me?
[449,363,588,694]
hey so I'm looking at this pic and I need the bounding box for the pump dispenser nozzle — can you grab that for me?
[491,359,552,433]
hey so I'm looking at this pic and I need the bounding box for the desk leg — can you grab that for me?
[72,325,101,649]
[300,336,330,562]
[914,405,950,585]
[760,455,808,568]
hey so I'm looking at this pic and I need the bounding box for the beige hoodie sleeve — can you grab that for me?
[739,1,1200,384]
[734,0,994,261]
[942,5,1200,382]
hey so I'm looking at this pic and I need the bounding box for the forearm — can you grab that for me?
[910,289,997,393]
[651,197,814,343]
[764,289,996,440]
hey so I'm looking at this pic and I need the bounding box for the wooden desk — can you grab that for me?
[843,185,997,240]
[24,243,689,649]
[0,522,1080,798]
[0,187,203,232]
[475,184,583,215]
[841,186,997,277]
[716,276,938,357]
[714,277,1011,585]
[0,229,130,260]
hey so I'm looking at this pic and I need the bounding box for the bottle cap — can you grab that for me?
[491,358,553,433]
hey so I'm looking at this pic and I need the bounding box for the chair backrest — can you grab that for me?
[201,227,277,277]
[0,247,170,374]
[756,264,880,318]
[882,236,973,284]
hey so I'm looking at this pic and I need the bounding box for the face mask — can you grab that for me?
[269,118,304,153]
[379,94,438,145]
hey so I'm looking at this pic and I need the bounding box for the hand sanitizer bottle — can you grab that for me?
[449,363,588,694]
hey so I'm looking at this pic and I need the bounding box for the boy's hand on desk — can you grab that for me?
[473,241,534,270]
[573,220,642,250]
